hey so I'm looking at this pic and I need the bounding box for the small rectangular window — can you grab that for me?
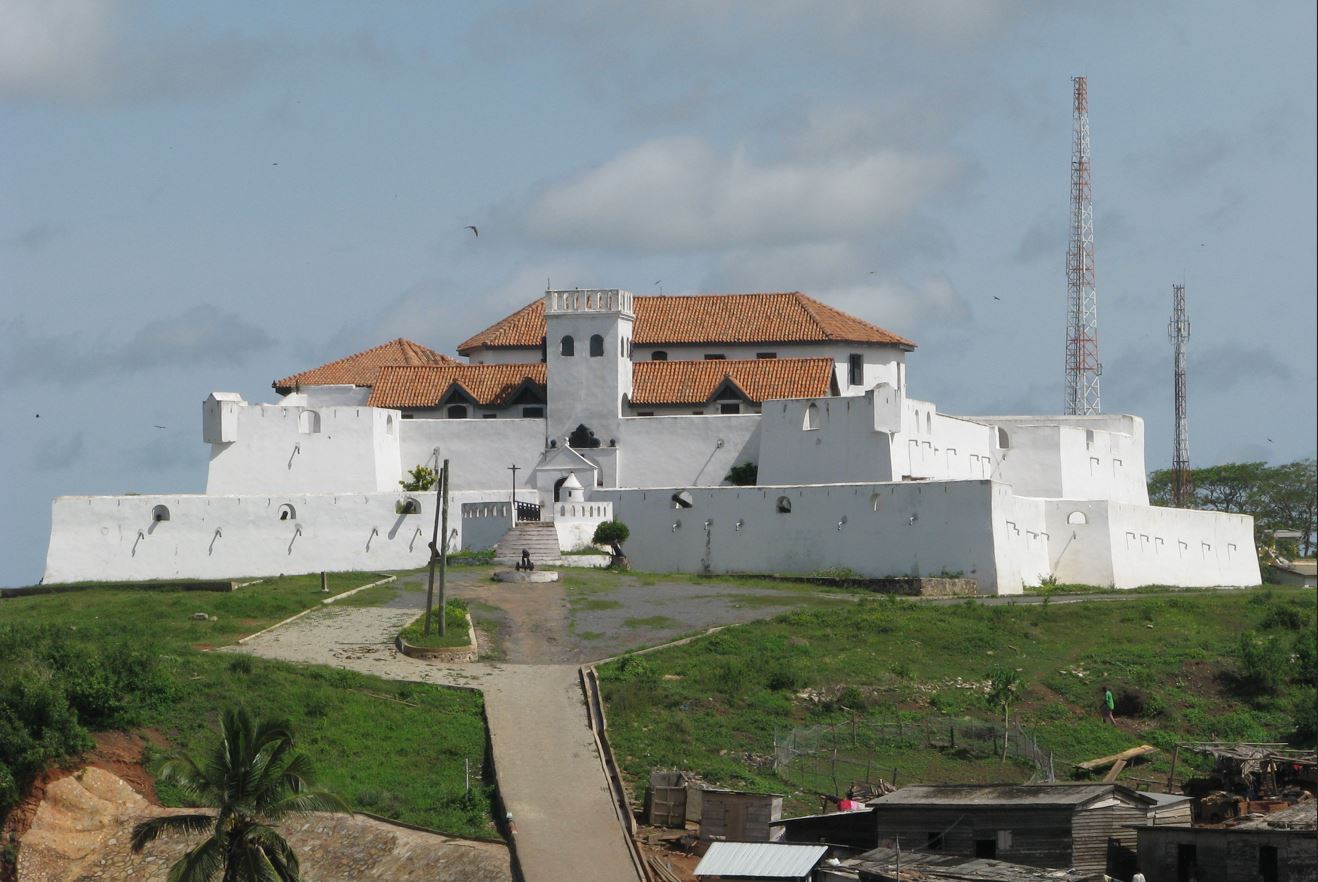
[1259,845,1278,882]
[705,354,726,360]
[756,352,777,359]
[927,832,944,850]
[522,406,544,418]
[401,414,414,420]
[636,411,655,417]
[719,402,740,414]
[848,353,863,385]
[482,413,497,419]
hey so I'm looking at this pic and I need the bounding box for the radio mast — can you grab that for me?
[1065,76,1102,415]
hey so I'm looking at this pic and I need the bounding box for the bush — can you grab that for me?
[765,664,803,692]
[1261,604,1306,631]
[1236,632,1289,695]
[592,520,630,551]
[613,654,656,683]
[399,465,437,492]
[724,462,758,486]
[1294,629,1317,683]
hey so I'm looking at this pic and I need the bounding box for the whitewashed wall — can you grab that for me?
[976,414,1148,504]
[551,501,614,551]
[595,480,1015,594]
[758,395,895,485]
[992,491,1051,590]
[1044,500,1259,588]
[398,418,546,492]
[43,490,528,584]
[282,386,372,407]
[614,415,760,488]
[206,403,401,496]
[630,342,907,396]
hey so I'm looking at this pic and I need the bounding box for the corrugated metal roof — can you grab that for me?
[694,842,828,878]
[872,783,1152,808]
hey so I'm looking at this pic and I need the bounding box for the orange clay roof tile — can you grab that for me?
[630,357,837,406]
[273,339,458,393]
[367,363,547,409]
[455,292,914,354]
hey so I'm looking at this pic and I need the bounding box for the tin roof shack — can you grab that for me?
[838,846,1107,881]
[701,790,786,843]
[694,842,829,881]
[1134,800,1316,882]
[868,783,1158,877]
[772,808,878,852]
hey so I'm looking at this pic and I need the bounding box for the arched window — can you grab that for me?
[803,403,820,430]
[385,414,394,436]
[776,496,792,514]
[560,335,575,357]
[651,350,668,361]
[298,411,321,434]
[590,334,604,357]
[926,412,932,433]
[277,503,297,521]
[997,427,1010,449]
[671,490,694,509]
[1067,511,1088,525]
[151,504,170,523]
[447,404,469,419]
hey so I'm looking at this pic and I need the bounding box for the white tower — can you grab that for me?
[543,289,635,449]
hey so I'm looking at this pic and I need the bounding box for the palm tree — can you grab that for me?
[131,707,350,882]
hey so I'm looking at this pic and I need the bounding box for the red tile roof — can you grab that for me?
[273,339,458,393]
[630,357,838,407]
[367,363,547,409]
[456,292,915,354]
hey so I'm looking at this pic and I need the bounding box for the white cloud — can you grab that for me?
[523,136,964,252]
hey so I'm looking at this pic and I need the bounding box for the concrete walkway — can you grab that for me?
[227,591,643,882]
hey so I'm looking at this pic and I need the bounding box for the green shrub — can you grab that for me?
[1294,630,1317,683]
[592,520,630,550]
[724,462,758,486]
[614,654,656,683]
[1261,604,1305,631]
[399,465,437,492]
[229,655,254,676]
[1236,632,1289,694]
[765,664,803,692]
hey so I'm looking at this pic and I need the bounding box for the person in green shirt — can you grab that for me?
[1101,685,1116,725]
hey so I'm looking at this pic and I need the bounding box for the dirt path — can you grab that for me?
[228,599,643,882]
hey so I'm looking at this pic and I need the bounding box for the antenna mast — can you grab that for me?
[1065,76,1102,415]
[1169,283,1192,506]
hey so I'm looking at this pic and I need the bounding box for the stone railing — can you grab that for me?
[544,288,634,315]
[553,501,613,521]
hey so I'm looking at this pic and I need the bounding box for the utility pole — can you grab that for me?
[423,456,445,636]
[439,458,450,636]
[1065,75,1102,415]
[508,463,520,525]
[1169,284,1192,506]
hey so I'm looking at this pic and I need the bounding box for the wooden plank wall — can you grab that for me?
[1137,828,1317,882]
[873,808,1073,869]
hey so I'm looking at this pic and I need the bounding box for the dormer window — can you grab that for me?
[447,404,469,419]
[651,351,668,361]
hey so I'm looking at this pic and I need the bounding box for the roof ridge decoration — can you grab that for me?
[456,292,915,355]
[273,338,457,393]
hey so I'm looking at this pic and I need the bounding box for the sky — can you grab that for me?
[2,0,1315,587]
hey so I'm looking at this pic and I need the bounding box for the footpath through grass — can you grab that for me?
[599,586,1316,814]
[0,573,498,839]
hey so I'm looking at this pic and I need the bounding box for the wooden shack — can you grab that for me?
[1134,800,1316,882]
[699,789,785,842]
[868,783,1158,878]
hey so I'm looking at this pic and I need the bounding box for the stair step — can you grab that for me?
[493,522,563,565]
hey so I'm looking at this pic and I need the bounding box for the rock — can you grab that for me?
[191,613,208,621]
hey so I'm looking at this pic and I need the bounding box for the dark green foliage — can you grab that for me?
[1261,604,1305,631]
[724,462,759,486]
[592,519,630,547]
[1235,632,1289,695]
[229,655,254,676]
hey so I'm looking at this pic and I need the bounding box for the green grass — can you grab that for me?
[622,615,680,630]
[0,574,498,838]
[399,600,472,649]
[599,586,1316,813]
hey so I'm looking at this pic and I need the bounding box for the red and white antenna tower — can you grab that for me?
[1065,76,1102,415]
[1169,283,1192,506]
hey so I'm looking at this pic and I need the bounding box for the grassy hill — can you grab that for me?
[599,586,1316,814]
[0,574,497,839]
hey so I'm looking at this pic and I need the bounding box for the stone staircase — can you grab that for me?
[493,521,562,567]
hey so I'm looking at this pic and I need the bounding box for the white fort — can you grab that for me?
[44,289,1259,593]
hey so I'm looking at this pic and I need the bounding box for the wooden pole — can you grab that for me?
[439,459,450,637]
[423,456,444,636]
[1166,744,1181,793]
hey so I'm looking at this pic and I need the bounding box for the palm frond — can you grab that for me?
[131,813,215,851]
[268,789,353,818]
[165,834,225,882]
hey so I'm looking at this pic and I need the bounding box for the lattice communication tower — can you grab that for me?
[1065,76,1102,415]
[1169,283,1192,506]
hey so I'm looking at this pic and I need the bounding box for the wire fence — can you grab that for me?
[771,715,1056,797]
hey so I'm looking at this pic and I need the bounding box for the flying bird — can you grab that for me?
[1267,437,1274,443]
[465,225,479,237]
[154,425,167,430]
[993,296,1001,301]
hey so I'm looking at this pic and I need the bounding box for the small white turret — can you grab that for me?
[561,472,585,502]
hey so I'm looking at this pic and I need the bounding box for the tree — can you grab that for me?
[724,462,758,486]
[984,668,1024,761]
[131,707,349,881]
[399,464,437,492]
[592,520,630,562]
